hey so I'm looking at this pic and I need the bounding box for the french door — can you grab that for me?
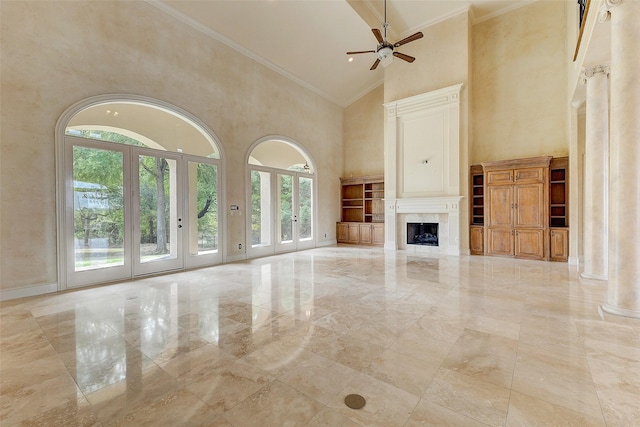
[63,136,221,288]
[249,168,315,258]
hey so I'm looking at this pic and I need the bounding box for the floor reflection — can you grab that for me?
[1,246,639,426]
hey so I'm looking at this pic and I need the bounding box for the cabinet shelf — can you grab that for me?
[338,175,385,244]
[469,165,485,252]
[549,157,568,229]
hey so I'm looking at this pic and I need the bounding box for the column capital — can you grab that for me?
[580,65,610,84]
[600,0,622,21]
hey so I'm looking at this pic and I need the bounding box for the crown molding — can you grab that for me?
[472,0,537,24]
[343,79,384,108]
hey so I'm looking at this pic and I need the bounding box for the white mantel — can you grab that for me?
[383,84,466,254]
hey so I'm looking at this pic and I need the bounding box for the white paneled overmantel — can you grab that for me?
[383,84,465,254]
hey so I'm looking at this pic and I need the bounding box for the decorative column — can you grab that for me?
[580,65,609,280]
[602,0,640,318]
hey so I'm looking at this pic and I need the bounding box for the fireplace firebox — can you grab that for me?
[407,223,439,246]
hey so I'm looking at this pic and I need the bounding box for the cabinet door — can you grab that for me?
[486,228,513,256]
[337,223,348,243]
[550,228,568,261]
[347,223,360,244]
[469,226,484,255]
[372,223,385,245]
[359,224,372,244]
[487,170,513,185]
[515,229,544,259]
[514,183,544,228]
[514,167,544,184]
[487,186,513,227]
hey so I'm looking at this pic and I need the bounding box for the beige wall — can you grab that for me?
[0,1,343,294]
[384,12,471,105]
[472,1,569,164]
[343,84,384,177]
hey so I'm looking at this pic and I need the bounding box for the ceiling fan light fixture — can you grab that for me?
[377,46,393,60]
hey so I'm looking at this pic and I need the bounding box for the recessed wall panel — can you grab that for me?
[400,110,445,196]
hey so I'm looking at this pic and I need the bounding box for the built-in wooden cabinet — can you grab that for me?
[550,228,569,261]
[337,175,384,245]
[482,156,551,261]
[469,225,484,255]
[470,156,568,262]
[372,223,385,245]
[549,157,569,261]
[359,223,372,244]
[469,164,485,255]
[337,222,348,242]
[347,223,360,244]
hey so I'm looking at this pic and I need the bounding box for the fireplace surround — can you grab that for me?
[383,84,466,255]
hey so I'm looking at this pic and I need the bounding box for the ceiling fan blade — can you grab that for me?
[393,32,423,47]
[346,50,376,55]
[370,58,381,70]
[393,51,415,63]
[372,28,384,43]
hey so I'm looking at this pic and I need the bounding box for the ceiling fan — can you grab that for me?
[347,0,423,70]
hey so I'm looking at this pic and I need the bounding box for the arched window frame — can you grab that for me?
[55,94,226,289]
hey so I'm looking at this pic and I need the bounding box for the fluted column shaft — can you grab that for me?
[581,66,609,280]
[603,0,640,318]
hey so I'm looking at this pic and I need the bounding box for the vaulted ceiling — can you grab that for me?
[150,0,531,107]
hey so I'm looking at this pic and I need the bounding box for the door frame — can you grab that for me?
[55,94,226,291]
[274,171,316,254]
[246,165,317,259]
[182,154,224,269]
[59,139,225,289]
[62,136,134,288]
[131,147,185,277]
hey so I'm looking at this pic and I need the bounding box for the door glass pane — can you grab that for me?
[279,174,293,243]
[298,176,313,240]
[189,162,218,255]
[251,170,271,247]
[138,155,178,263]
[73,146,124,271]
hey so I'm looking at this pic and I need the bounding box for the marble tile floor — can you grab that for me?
[1,246,639,426]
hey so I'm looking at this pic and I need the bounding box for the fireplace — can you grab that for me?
[407,223,439,246]
[383,84,464,254]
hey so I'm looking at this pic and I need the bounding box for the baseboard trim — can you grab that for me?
[1,283,58,301]
[316,240,337,247]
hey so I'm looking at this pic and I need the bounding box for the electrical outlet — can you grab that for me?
[238,243,242,250]
[324,233,327,238]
